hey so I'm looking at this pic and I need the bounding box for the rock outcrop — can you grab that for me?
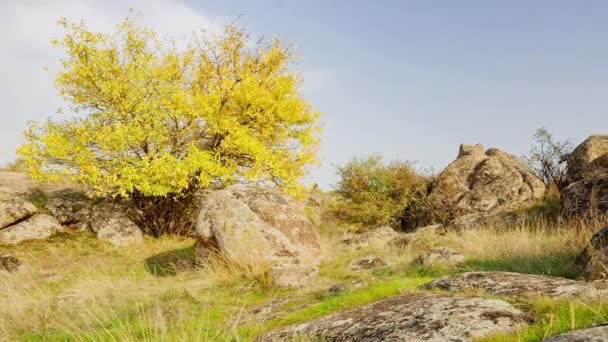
[44,188,89,226]
[194,184,321,287]
[428,144,545,227]
[89,204,143,247]
[0,214,63,245]
[576,226,608,280]
[422,271,608,299]
[261,293,529,341]
[0,192,38,229]
[414,247,465,267]
[566,135,608,183]
[0,187,64,245]
[544,325,608,341]
[0,253,21,272]
[562,135,608,217]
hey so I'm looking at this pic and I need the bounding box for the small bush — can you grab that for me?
[328,155,427,229]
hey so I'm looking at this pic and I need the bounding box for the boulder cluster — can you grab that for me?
[0,175,143,247]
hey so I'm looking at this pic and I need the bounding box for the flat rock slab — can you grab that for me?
[260,293,529,341]
[422,271,608,299]
[544,325,608,341]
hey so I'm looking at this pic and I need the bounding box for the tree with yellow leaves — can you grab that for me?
[18,14,320,235]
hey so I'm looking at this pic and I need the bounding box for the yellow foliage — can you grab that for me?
[18,14,320,197]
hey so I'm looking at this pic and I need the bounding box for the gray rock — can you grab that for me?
[423,271,608,299]
[195,184,321,287]
[415,247,465,266]
[90,204,143,247]
[429,144,545,227]
[0,192,37,229]
[0,253,21,272]
[544,325,608,341]
[0,214,63,245]
[348,256,387,271]
[261,293,529,341]
[44,188,88,225]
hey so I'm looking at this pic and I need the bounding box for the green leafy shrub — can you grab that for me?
[328,155,427,229]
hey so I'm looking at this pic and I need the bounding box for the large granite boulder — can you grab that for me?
[194,184,321,287]
[261,293,529,341]
[545,325,608,341]
[422,271,608,299]
[428,144,545,226]
[563,135,608,217]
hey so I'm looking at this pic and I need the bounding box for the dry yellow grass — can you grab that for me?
[0,216,606,341]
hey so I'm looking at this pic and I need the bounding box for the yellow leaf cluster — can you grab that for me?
[18,14,321,197]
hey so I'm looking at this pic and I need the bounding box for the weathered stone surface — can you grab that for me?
[44,188,89,225]
[90,204,143,247]
[349,256,387,271]
[562,176,608,217]
[0,191,37,230]
[429,144,545,225]
[339,226,401,248]
[414,247,465,266]
[0,214,63,245]
[0,253,21,272]
[544,325,608,341]
[261,293,529,341]
[563,135,608,217]
[423,271,608,299]
[195,184,321,287]
[576,226,608,280]
[567,135,608,184]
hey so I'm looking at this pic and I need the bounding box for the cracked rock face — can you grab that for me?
[0,192,37,230]
[422,271,608,299]
[429,144,545,218]
[260,293,529,342]
[195,184,321,287]
[544,325,608,341]
[0,214,64,245]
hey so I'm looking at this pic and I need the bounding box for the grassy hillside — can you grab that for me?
[1,216,607,341]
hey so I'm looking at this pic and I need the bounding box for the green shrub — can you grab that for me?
[328,155,427,229]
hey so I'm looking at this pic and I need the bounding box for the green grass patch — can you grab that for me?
[239,277,433,338]
[481,298,608,342]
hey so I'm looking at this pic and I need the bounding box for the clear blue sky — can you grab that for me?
[2,0,607,189]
